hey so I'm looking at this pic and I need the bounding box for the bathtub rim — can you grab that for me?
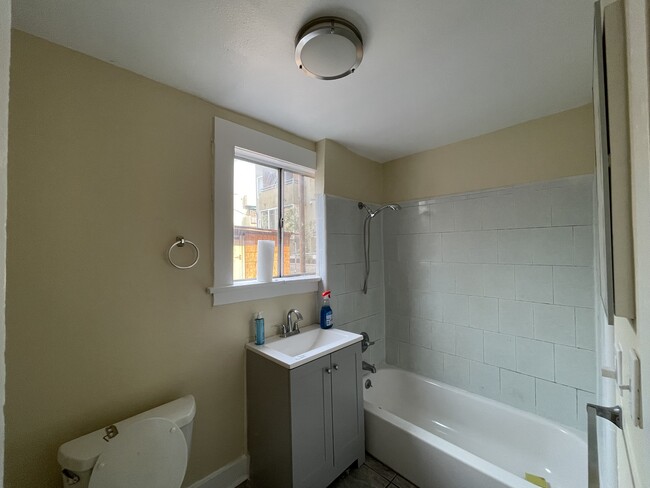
[364,402,536,488]
[363,364,587,442]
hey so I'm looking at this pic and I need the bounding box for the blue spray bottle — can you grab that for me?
[320,290,333,329]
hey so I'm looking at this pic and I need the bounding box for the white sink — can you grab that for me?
[246,325,363,369]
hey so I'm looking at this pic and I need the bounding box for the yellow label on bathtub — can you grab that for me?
[524,473,549,488]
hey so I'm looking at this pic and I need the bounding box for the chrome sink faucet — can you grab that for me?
[281,309,303,337]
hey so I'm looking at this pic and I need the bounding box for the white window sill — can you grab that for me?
[209,275,321,306]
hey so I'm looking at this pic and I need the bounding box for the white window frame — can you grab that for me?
[209,117,321,306]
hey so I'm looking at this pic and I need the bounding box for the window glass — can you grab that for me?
[283,171,317,276]
[233,158,316,281]
[233,159,279,280]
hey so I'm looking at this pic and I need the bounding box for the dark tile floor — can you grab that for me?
[237,453,418,488]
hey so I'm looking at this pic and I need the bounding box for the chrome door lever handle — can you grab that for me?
[587,403,623,488]
[588,403,622,428]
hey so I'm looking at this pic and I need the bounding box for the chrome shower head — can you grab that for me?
[372,203,402,217]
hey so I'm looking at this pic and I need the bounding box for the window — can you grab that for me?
[210,117,321,306]
[233,157,316,281]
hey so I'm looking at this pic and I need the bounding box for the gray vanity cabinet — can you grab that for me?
[247,342,365,488]
[330,345,365,470]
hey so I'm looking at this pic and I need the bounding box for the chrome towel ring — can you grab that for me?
[168,236,199,269]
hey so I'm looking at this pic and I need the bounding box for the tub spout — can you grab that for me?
[362,361,376,374]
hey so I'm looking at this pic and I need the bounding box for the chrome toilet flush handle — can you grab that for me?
[102,424,119,442]
[62,469,80,485]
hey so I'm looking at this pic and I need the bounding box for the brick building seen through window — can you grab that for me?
[233,158,316,281]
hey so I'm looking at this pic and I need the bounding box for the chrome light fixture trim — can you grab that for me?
[295,17,364,80]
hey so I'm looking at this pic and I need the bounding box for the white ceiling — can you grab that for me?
[12,0,595,162]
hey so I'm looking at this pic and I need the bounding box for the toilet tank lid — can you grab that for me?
[58,395,196,473]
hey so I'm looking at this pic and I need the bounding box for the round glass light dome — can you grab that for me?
[295,17,363,80]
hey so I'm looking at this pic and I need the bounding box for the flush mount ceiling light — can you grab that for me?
[295,17,363,80]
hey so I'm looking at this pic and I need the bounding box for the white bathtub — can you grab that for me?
[364,367,586,488]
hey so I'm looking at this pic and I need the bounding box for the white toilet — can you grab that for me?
[57,395,196,488]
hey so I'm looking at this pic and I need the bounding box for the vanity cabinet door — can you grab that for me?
[330,343,364,473]
[290,354,333,488]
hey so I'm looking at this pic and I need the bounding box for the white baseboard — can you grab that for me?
[186,455,249,488]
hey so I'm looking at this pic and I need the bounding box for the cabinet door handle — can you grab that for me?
[333,364,339,371]
[325,367,332,374]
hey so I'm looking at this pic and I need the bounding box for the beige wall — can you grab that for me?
[0,0,10,479]
[613,0,650,485]
[6,31,317,488]
[311,105,597,207]
[383,104,596,202]
[318,139,383,204]
[318,105,596,207]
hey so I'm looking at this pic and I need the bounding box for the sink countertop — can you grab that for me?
[245,324,363,369]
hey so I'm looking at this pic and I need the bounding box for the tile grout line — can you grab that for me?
[364,456,398,484]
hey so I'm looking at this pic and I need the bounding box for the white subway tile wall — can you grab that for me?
[469,361,501,400]
[500,369,536,412]
[484,332,516,369]
[326,196,386,365]
[536,379,578,427]
[469,296,499,331]
[383,175,597,430]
